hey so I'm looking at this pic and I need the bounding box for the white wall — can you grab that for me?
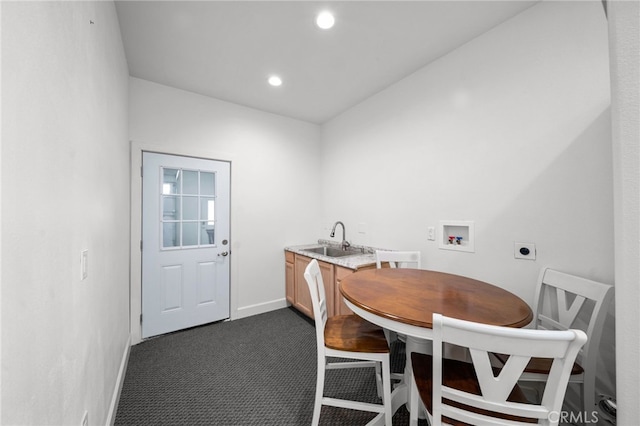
[322,0,615,402]
[1,0,633,422]
[1,2,130,425]
[128,78,321,342]
[609,0,640,423]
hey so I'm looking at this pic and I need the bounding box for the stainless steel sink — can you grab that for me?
[302,246,363,258]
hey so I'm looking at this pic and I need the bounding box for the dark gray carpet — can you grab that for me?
[114,307,427,425]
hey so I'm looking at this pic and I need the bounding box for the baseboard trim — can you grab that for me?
[234,298,289,320]
[106,334,131,426]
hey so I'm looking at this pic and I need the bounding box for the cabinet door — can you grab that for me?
[335,266,354,315]
[319,260,335,316]
[285,251,294,305]
[294,255,314,317]
[335,264,377,316]
[293,254,335,319]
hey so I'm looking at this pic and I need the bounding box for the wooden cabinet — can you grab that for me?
[285,250,376,319]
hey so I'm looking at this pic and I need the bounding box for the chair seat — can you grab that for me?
[493,353,584,375]
[324,315,390,353]
[411,352,536,426]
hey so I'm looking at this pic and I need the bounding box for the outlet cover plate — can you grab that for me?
[514,242,536,260]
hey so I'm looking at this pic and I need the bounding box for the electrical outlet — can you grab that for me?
[427,226,435,241]
[514,242,536,260]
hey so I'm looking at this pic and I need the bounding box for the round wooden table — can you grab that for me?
[340,268,532,334]
[339,268,533,421]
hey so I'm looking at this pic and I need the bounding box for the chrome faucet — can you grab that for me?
[330,221,350,250]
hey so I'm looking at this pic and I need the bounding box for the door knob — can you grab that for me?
[218,251,229,257]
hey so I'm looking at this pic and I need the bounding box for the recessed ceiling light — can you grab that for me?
[268,75,282,87]
[316,11,335,30]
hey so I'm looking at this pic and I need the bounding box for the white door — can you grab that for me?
[142,152,230,338]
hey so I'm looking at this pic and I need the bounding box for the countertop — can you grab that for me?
[285,239,388,270]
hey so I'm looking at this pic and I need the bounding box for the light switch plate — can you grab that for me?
[427,226,435,241]
[81,250,88,280]
[358,222,367,234]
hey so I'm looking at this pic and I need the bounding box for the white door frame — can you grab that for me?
[129,141,238,344]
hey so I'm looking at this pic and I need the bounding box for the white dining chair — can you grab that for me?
[304,259,393,426]
[409,313,587,426]
[375,250,421,269]
[493,267,614,417]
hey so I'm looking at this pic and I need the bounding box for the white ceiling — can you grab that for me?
[115,1,538,124]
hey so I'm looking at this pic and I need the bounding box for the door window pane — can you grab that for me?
[182,222,199,246]
[162,169,181,194]
[202,224,215,244]
[201,198,215,223]
[182,196,198,221]
[162,196,180,220]
[163,222,180,248]
[183,170,199,195]
[200,172,215,195]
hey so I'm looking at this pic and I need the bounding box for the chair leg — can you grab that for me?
[374,362,384,398]
[311,356,326,426]
[409,374,419,426]
[381,356,393,426]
